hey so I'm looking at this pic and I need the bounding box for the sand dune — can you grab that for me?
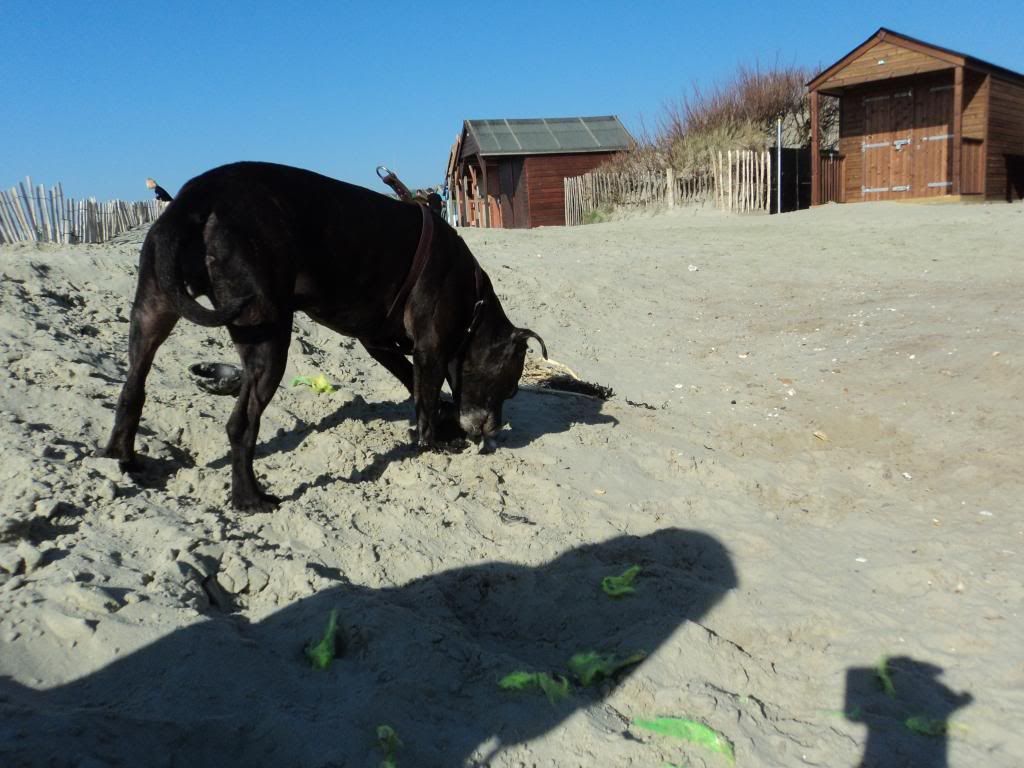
[1,201,1021,766]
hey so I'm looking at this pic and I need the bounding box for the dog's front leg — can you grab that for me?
[412,349,446,448]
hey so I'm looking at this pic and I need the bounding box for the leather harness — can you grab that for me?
[379,205,487,376]
[385,204,435,322]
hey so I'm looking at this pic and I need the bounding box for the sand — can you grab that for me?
[0,200,1021,767]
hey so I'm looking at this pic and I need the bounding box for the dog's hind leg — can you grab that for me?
[226,322,291,511]
[101,298,178,469]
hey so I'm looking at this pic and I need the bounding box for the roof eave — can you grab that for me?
[808,27,1024,92]
[473,147,630,159]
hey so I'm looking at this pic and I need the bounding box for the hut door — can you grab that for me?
[863,90,915,199]
[499,159,525,228]
[889,90,914,195]
[916,84,954,196]
[498,162,514,227]
[862,94,891,200]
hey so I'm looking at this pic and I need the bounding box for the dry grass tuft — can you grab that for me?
[602,62,838,176]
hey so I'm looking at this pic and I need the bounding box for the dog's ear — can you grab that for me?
[513,328,547,359]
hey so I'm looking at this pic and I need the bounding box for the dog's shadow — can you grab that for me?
[203,394,411,474]
[202,387,616,493]
[0,528,735,767]
[502,388,617,449]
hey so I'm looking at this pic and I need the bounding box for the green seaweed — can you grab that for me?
[376,724,401,767]
[304,609,339,670]
[601,564,641,597]
[291,374,336,394]
[568,650,646,686]
[635,717,734,764]
[876,656,897,697]
[904,715,947,737]
[498,671,571,703]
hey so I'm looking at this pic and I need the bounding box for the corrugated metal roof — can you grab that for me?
[465,116,633,156]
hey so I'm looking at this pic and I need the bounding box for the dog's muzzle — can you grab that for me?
[460,407,499,453]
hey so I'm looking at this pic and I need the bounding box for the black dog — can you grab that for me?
[102,162,546,511]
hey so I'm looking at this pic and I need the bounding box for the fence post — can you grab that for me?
[727,151,733,212]
[564,177,570,226]
[666,166,675,209]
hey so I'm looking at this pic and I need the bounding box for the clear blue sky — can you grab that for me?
[3,1,1022,201]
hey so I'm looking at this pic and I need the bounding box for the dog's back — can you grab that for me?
[143,162,425,328]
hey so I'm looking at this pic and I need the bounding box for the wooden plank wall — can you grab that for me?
[838,90,865,201]
[914,81,954,197]
[836,72,993,201]
[524,152,616,227]
[497,157,528,228]
[962,139,985,194]
[985,76,1024,200]
[484,163,503,227]
[962,70,989,140]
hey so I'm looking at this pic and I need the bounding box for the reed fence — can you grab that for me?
[0,178,165,245]
[564,149,771,226]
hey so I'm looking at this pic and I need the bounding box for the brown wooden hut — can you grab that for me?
[447,116,633,228]
[808,28,1024,205]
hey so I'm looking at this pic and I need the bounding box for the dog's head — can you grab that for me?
[458,326,547,451]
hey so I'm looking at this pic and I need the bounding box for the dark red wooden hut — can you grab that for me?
[447,116,633,228]
[808,28,1024,205]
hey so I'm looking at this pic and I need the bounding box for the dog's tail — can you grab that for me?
[150,212,251,327]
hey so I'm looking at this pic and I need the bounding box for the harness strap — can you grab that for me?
[385,204,433,322]
[449,261,488,403]
[455,262,486,361]
[371,217,489,415]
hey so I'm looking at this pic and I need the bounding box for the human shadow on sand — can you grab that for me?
[844,656,973,768]
[0,528,734,767]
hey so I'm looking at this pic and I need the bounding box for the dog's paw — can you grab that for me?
[232,492,281,513]
[95,446,140,472]
[416,436,440,453]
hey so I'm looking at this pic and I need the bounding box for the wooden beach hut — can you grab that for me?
[447,116,633,228]
[808,28,1024,205]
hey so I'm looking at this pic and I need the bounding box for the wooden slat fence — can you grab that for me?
[565,149,771,226]
[710,150,772,214]
[819,154,846,203]
[0,178,165,245]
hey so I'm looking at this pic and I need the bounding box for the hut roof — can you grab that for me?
[461,116,633,158]
[808,28,1024,94]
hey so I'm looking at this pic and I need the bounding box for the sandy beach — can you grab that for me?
[1,200,1022,767]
